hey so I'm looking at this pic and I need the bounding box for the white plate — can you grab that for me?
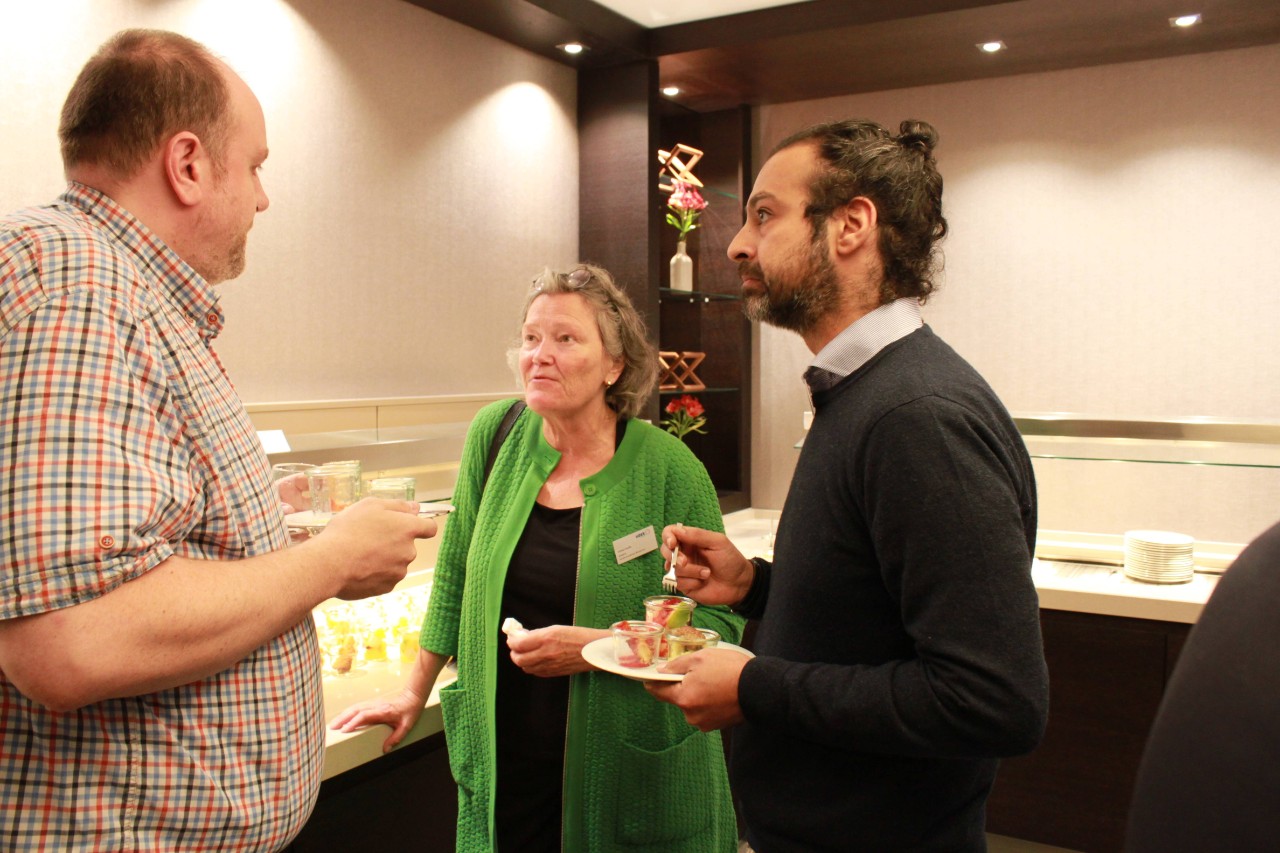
[1125,530,1195,547]
[580,636,753,682]
[286,501,455,529]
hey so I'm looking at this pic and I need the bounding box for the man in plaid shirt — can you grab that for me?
[0,30,437,850]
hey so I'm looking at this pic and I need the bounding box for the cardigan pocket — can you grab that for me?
[439,681,478,796]
[611,730,714,845]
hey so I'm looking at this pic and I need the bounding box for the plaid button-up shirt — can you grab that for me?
[0,184,323,851]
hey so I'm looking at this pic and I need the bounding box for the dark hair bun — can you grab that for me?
[896,120,938,156]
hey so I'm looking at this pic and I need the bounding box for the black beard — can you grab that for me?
[742,237,841,335]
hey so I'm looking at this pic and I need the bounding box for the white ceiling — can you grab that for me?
[592,0,816,27]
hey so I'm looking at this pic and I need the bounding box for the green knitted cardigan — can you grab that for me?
[422,399,743,853]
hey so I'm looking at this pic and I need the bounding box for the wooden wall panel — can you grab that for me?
[986,610,1191,853]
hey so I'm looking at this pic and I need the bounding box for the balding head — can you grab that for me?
[59,29,232,183]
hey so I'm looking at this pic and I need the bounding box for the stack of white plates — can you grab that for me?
[1123,530,1195,584]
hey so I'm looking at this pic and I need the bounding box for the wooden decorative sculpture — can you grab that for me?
[658,351,707,391]
[658,143,704,189]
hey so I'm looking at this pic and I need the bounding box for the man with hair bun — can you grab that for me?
[0,30,436,850]
[649,118,1049,851]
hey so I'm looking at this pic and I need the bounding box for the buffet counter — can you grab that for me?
[321,652,453,780]
[1031,558,1216,623]
[317,533,450,781]
[318,508,1226,777]
[720,509,1223,623]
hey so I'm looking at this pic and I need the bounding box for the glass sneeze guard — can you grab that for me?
[1016,414,1280,469]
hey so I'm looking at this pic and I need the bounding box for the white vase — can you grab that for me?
[669,240,693,291]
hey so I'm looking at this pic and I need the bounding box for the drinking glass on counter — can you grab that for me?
[313,584,432,677]
[319,603,366,677]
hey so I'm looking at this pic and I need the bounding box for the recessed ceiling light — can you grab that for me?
[662,86,681,97]
[1170,13,1202,28]
[977,40,1006,53]
[558,42,587,55]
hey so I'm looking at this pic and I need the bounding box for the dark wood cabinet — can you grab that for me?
[985,609,1191,853]
[655,105,753,512]
[579,64,753,512]
[286,733,457,851]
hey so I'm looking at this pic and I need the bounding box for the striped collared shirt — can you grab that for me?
[0,184,322,851]
[804,297,924,395]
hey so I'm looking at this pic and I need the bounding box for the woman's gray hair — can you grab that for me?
[509,264,658,419]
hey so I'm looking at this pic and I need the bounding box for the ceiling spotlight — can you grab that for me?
[1170,13,1202,28]
[662,86,681,97]
[558,42,586,55]
[978,40,1006,53]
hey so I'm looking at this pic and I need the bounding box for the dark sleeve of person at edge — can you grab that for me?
[1125,518,1280,853]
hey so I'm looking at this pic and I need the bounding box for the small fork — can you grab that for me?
[662,541,680,592]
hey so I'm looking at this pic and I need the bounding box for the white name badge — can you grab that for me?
[613,525,659,565]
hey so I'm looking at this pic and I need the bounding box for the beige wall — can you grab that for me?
[6,4,1277,543]
[751,44,1280,544]
[1,0,577,403]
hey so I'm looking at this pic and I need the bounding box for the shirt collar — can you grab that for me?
[804,297,923,393]
[61,182,225,341]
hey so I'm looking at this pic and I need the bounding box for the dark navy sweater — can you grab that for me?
[734,325,1049,852]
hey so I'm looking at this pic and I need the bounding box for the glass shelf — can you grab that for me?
[658,386,739,395]
[659,288,742,303]
[658,175,738,202]
[1023,436,1280,469]
[269,421,471,455]
[259,421,473,503]
[794,415,1280,467]
[1015,414,1280,470]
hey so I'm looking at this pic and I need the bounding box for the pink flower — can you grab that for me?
[669,182,707,212]
[666,181,708,240]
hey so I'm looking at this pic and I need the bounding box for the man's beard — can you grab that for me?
[742,235,841,335]
[214,235,247,283]
[190,203,249,285]
[189,167,250,284]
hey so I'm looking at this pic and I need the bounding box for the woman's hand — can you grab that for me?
[328,686,428,753]
[507,625,609,677]
[327,650,448,753]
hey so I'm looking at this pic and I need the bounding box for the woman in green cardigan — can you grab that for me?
[333,265,743,852]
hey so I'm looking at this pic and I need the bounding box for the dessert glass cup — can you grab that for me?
[644,595,697,657]
[643,595,696,629]
[368,476,416,501]
[610,620,664,668]
[308,463,361,516]
[665,627,720,660]
[270,462,317,497]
